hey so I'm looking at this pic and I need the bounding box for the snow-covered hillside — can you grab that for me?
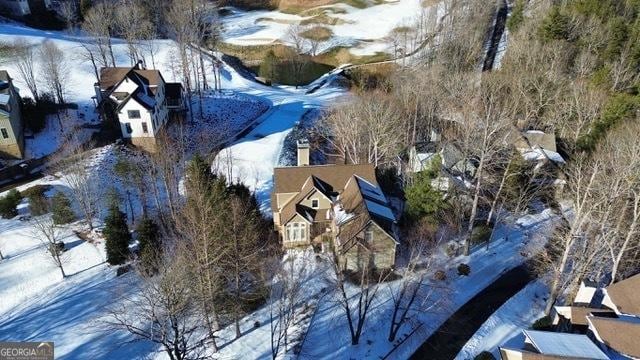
[221,0,437,56]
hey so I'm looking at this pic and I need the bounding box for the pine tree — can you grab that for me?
[405,155,447,223]
[52,192,75,225]
[136,217,160,276]
[104,204,131,265]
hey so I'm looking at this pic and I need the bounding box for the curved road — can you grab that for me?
[410,265,534,360]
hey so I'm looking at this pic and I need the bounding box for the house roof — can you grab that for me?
[588,316,640,358]
[523,330,609,360]
[605,273,640,316]
[279,176,333,225]
[561,307,615,326]
[337,175,396,246]
[98,66,165,93]
[273,164,376,195]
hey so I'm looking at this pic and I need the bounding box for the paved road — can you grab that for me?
[410,265,534,360]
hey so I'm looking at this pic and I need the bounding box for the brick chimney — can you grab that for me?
[297,139,310,166]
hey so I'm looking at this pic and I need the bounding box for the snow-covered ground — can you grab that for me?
[455,281,548,360]
[221,0,435,56]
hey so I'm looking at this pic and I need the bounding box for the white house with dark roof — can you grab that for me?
[95,63,185,152]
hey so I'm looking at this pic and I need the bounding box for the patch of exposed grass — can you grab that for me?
[300,26,334,41]
[255,17,298,25]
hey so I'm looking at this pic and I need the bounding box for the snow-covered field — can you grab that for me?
[455,281,548,360]
[221,0,435,56]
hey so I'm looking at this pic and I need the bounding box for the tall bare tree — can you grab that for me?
[12,42,39,101]
[105,254,210,360]
[39,41,70,105]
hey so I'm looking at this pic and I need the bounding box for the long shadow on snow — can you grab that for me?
[0,272,156,359]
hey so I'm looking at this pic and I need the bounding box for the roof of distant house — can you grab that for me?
[605,273,640,316]
[588,316,640,358]
[523,330,609,360]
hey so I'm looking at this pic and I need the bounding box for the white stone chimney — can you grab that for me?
[297,139,310,167]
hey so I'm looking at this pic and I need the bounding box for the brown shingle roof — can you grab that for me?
[606,273,640,316]
[98,67,164,93]
[589,316,640,358]
[568,307,615,326]
[99,67,132,91]
[273,164,376,195]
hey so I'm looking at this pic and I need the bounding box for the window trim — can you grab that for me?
[124,123,132,134]
[311,199,319,209]
[141,122,148,133]
[1,128,8,139]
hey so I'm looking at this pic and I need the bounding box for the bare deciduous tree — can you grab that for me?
[12,42,39,101]
[31,214,67,278]
[105,255,210,360]
[39,41,70,105]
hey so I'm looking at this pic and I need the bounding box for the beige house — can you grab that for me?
[0,70,24,159]
[95,63,185,152]
[271,141,399,270]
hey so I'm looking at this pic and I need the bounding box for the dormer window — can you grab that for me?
[311,199,319,208]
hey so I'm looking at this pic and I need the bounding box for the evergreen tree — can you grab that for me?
[104,204,131,265]
[136,217,160,276]
[52,192,75,225]
[539,6,571,41]
[259,49,279,82]
[0,189,23,219]
[405,156,447,223]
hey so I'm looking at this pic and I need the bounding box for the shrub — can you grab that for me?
[471,224,493,245]
[506,0,525,32]
[445,243,457,257]
[457,263,471,276]
[531,315,552,330]
[254,321,261,328]
[51,192,75,225]
[474,351,496,360]
[21,94,57,133]
[434,270,446,281]
[0,189,23,219]
[23,185,50,216]
[259,49,279,82]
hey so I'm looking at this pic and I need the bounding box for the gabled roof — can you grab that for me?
[99,66,165,95]
[605,273,640,316]
[279,176,332,225]
[337,175,396,245]
[588,316,640,358]
[273,164,376,195]
[523,330,609,360]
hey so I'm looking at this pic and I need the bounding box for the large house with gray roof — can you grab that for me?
[0,70,24,159]
[271,140,399,270]
[94,63,185,152]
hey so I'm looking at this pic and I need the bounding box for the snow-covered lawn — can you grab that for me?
[221,0,435,56]
[455,281,548,360]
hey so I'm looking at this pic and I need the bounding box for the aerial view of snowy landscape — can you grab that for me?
[0,0,639,359]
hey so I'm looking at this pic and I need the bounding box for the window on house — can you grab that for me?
[127,110,141,119]
[311,199,319,208]
[286,223,306,242]
[124,123,132,134]
[142,122,148,133]
[364,229,373,242]
[1,128,8,139]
